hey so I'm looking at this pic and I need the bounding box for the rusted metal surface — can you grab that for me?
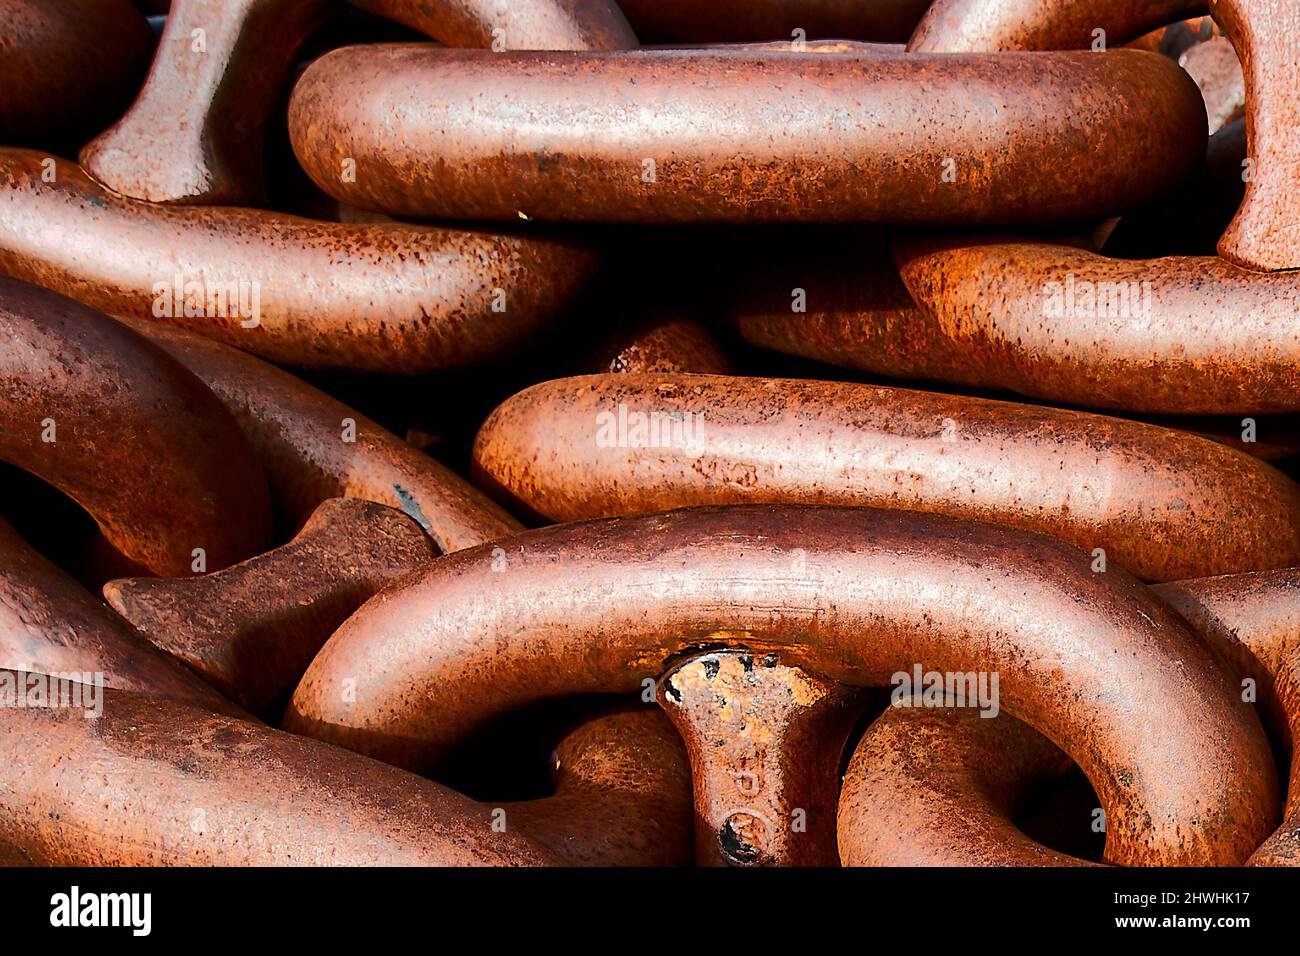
[471,373,1300,581]
[1249,652,1300,866]
[5,0,1298,874]
[892,235,1300,414]
[81,0,639,206]
[286,504,1277,866]
[1131,15,1217,54]
[690,39,900,53]
[840,568,1300,866]
[909,0,1299,272]
[590,316,733,375]
[501,708,693,866]
[1180,33,1246,134]
[659,650,862,866]
[287,45,1206,224]
[103,498,437,712]
[81,0,639,208]
[1152,568,1300,742]
[350,0,637,48]
[1101,115,1247,258]
[909,0,1206,51]
[1129,410,1300,463]
[838,707,1081,867]
[0,150,598,374]
[0,275,270,576]
[80,0,331,205]
[1153,568,1300,867]
[0,0,154,150]
[1130,19,1244,134]
[120,318,523,552]
[1147,569,1300,867]
[620,0,930,42]
[1211,0,1300,272]
[724,227,1300,452]
[0,518,240,713]
[0,678,561,866]
[724,227,925,362]
[727,230,1300,421]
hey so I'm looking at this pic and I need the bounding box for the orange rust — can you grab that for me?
[287,45,1205,224]
[659,650,862,866]
[0,677,561,866]
[501,708,692,866]
[0,517,240,715]
[471,373,1300,581]
[1210,0,1300,272]
[286,504,1277,866]
[121,319,522,552]
[103,498,437,713]
[0,275,271,576]
[0,151,597,374]
[350,0,637,48]
[838,707,1083,867]
[910,0,1206,51]
[620,0,929,42]
[81,0,639,205]
[81,0,331,205]
[840,567,1300,866]
[910,0,1300,271]
[592,316,733,375]
[891,235,1300,415]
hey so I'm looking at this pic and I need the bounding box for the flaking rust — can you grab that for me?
[659,650,861,866]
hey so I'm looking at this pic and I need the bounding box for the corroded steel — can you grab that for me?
[1101,116,1247,258]
[1150,569,1300,865]
[892,235,1300,414]
[838,707,1081,867]
[471,373,1300,581]
[0,679,561,866]
[350,0,637,48]
[286,504,1277,866]
[80,0,331,204]
[910,0,1300,271]
[103,498,437,712]
[1179,33,1245,134]
[0,275,270,576]
[659,650,862,866]
[4,0,1297,872]
[500,708,693,866]
[0,518,240,713]
[1211,0,1300,272]
[287,45,1206,224]
[909,0,1206,51]
[841,568,1300,866]
[619,0,930,42]
[121,319,522,552]
[0,150,598,373]
[81,0,639,205]
[591,316,733,375]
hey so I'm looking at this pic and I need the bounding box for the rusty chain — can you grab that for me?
[0,0,1297,873]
